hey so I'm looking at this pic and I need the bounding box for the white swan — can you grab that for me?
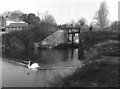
[28,61,40,69]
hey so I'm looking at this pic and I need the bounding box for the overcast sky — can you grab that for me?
[0,0,118,24]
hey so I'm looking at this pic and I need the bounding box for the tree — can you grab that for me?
[94,2,109,30]
[111,21,120,32]
[42,12,56,25]
[71,20,76,27]
[10,10,23,21]
[2,10,23,21]
[1,11,11,18]
[27,13,40,25]
[20,14,28,22]
[20,13,41,25]
[77,18,87,26]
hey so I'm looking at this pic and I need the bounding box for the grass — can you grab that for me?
[60,60,118,87]
[52,30,119,88]
[81,31,119,50]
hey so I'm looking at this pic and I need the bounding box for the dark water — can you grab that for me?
[2,48,82,87]
[2,48,79,64]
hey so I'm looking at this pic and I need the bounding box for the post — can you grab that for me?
[67,29,70,42]
[71,31,74,46]
[78,27,84,60]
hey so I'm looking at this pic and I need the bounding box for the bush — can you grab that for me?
[110,21,120,32]
[31,22,57,41]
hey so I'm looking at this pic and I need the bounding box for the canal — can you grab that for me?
[1,48,84,87]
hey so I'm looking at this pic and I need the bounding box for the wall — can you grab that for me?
[41,29,68,47]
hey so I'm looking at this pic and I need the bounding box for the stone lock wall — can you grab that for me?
[41,29,68,47]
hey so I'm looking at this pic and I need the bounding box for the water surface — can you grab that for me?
[2,48,83,87]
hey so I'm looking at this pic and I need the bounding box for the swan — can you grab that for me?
[28,61,40,69]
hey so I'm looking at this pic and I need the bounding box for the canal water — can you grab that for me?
[1,48,84,87]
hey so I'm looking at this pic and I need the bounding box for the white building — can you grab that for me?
[6,22,28,32]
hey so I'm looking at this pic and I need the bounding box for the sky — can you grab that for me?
[0,0,119,24]
[118,1,120,20]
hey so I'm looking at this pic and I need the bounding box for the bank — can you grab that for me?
[52,34,119,87]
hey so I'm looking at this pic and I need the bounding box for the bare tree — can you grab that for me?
[1,11,11,18]
[10,10,23,21]
[42,12,56,25]
[94,2,109,30]
[2,10,23,21]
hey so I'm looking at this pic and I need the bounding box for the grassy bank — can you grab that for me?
[54,53,119,88]
[81,31,119,50]
[53,30,119,87]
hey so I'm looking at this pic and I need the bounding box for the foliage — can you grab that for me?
[2,10,23,21]
[2,31,24,49]
[110,21,120,32]
[20,13,41,25]
[10,10,24,21]
[18,28,35,47]
[77,18,87,25]
[2,11,58,49]
[94,2,109,30]
[31,22,57,41]
[2,22,57,49]
[2,11,11,18]
[20,14,28,22]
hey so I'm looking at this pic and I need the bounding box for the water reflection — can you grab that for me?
[2,48,79,64]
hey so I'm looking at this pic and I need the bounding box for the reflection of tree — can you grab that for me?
[71,49,74,58]
[78,47,84,60]
[63,49,69,61]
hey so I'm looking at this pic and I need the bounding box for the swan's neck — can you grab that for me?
[28,61,31,68]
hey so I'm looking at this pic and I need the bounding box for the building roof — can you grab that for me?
[6,22,28,28]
